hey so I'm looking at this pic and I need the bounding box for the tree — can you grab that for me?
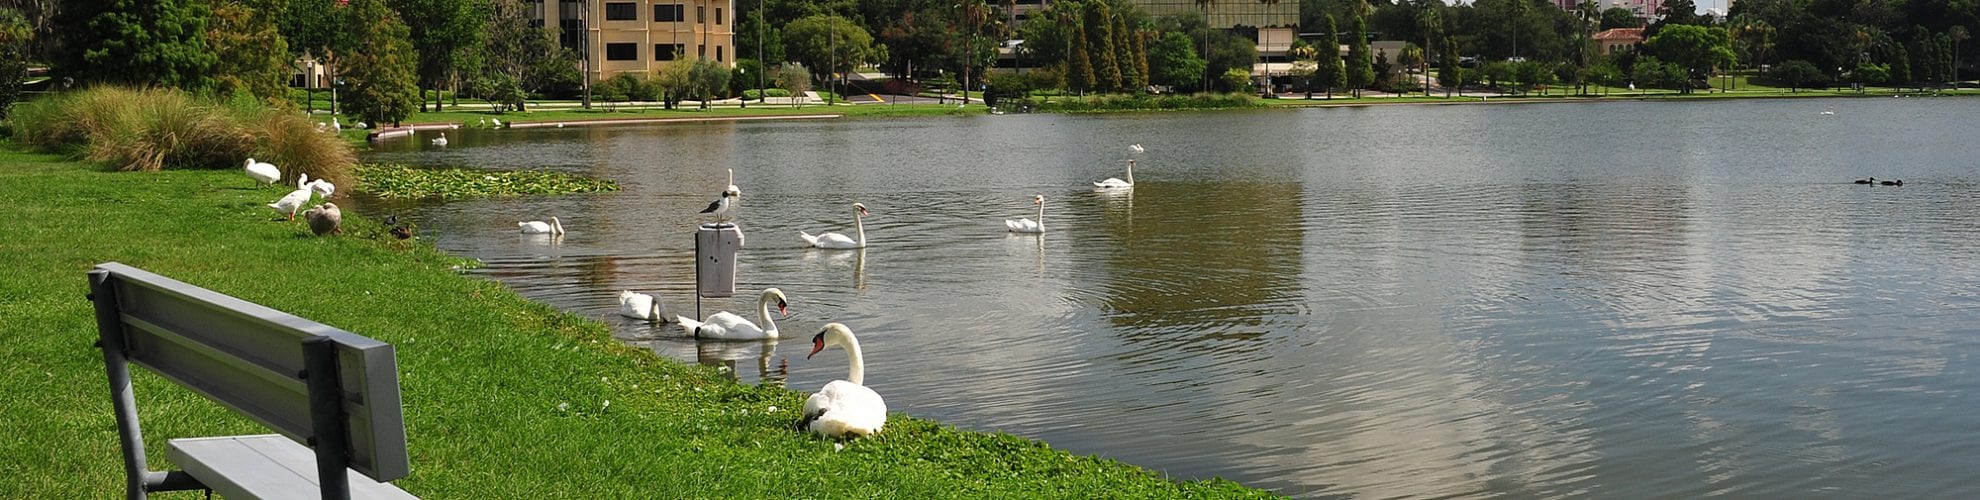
[1069,15,1096,92]
[54,0,218,90]
[1953,26,1968,83]
[776,63,811,108]
[0,7,26,119]
[1204,30,1257,92]
[1320,15,1346,98]
[1220,67,1253,93]
[1505,0,1529,60]
[1599,7,1640,31]
[1347,9,1374,96]
[1288,42,1318,98]
[1438,34,1461,97]
[653,59,694,110]
[1769,59,1825,92]
[784,15,878,93]
[1087,1,1121,92]
[1418,6,1441,96]
[689,58,732,110]
[340,0,419,127]
[479,0,574,112]
[1146,31,1205,90]
[207,0,291,101]
[283,0,351,114]
[1645,24,1735,93]
[388,0,484,112]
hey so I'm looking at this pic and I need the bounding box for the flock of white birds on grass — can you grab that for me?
[246,158,342,235]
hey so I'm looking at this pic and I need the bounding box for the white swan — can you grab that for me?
[244,158,280,185]
[490,117,502,127]
[1819,108,1836,115]
[519,216,565,235]
[307,178,335,198]
[1005,194,1045,233]
[726,168,742,199]
[616,290,670,322]
[1129,143,1144,154]
[800,323,886,439]
[675,288,788,340]
[1094,159,1134,189]
[432,132,448,146]
[800,202,869,249]
[268,173,314,220]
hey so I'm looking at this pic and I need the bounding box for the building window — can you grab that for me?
[604,2,637,21]
[716,46,723,62]
[696,6,705,24]
[697,44,705,59]
[716,8,723,25]
[654,4,684,22]
[605,43,638,61]
[655,44,684,61]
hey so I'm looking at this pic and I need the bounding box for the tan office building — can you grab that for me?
[539,0,738,80]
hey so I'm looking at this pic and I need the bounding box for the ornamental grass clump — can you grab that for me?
[7,86,354,186]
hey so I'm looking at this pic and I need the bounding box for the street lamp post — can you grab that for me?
[757,0,765,107]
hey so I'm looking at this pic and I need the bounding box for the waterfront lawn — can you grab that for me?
[0,144,1270,498]
[366,101,970,128]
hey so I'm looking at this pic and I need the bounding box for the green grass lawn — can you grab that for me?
[0,144,1271,498]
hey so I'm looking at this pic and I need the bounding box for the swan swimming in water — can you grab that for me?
[801,203,870,249]
[1094,159,1135,189]
[617,290,670,322]
[519,216,565,235]
[799,323,886,439]
[431,133,449,146]
[675,288,788,340]
[1005,195,1045,233]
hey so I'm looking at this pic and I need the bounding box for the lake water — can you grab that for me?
[364,98,1980,498]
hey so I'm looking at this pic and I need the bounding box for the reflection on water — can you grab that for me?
[365,98,1980,498]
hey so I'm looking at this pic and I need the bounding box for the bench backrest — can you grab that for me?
[91,262,409,482]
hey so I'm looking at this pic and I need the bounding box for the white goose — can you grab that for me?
[244,158,280,185]
[1094,159,1135,189]
[616,290,670,322]
[331,117,343,132]
[800,323,887,439]
[519,216,565,235]
[800,203,870,249]
[432,133,449,146]
[268,173,315,220]
[675,288,788,340]
[1005,194,1045,233]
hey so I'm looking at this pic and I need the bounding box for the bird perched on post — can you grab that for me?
[700,190,738,224]
[303,202,343,236]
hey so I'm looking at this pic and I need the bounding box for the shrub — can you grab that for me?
[8,86,355,183]
[1027,93,1259,112]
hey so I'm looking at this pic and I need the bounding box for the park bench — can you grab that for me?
[88,262,413,499]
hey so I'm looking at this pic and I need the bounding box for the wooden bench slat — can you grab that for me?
[168,435,417,500]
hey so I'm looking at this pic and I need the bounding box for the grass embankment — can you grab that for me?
[0,145,1271,498]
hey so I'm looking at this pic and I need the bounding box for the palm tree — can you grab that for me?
[1507,0,1529,61]
[1953,26,1969,84]
[1194,0,1216,92]
[1419,7,1441,96]
[1576,0,1599,94]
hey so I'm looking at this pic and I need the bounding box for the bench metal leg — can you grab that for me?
[304,336,351,500]
[92,270,153,500]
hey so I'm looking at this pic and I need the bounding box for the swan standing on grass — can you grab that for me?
[799,323,886,439]
[519,216,565,235]
[801,203,870,249]
[268,174,315,220]
[675,288,788,340]
[244,158,280,185]
[307,178,334,198]
[617,291,671,322]
[432,132,448,146]
[1005,195,1045,233]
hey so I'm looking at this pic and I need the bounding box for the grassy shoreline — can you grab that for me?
[0,144,1271,498]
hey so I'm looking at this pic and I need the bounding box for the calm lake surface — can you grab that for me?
[365,98,1980,498]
